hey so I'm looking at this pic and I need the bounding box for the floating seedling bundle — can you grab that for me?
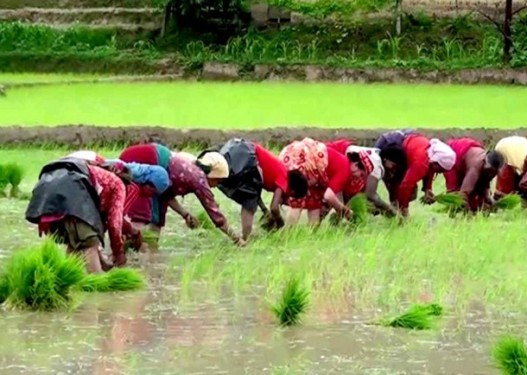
[0,238,146,311]
[493,336,527,375]
[381,303,444,330]
[271,276,309,326]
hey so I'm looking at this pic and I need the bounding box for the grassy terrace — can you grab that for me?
[1,77,527,128]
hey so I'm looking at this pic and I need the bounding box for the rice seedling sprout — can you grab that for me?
[1,238,85,311]
[495,194,522,210]
[493,336,527,375]
[271,276,309,327]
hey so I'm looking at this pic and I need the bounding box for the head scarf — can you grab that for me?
[427,139,456,171]
[125,162,170,194]
[66,150,105,165]
[357,151,374,175]
[172,151,198,163]
[346,145,384,180]
[197,152,229,179]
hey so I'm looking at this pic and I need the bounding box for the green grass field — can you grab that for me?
[2,80,527,128]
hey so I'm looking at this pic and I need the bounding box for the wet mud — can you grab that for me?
[0,125,525,149]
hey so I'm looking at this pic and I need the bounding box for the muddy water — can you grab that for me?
[0,200,505,375]
[0,248,502,375]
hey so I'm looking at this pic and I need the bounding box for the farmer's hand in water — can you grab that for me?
[131,230,143,251]
[420,190,435,205]
[184,213,199,229]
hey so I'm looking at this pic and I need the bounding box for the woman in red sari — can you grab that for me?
[279,138,356,225]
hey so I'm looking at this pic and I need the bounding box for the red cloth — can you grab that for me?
[120,144,159,165]
[254,144,288,193]
[325,139,354,155]
[119,144,159,223]
[398,135,430,209]
[88,166,135,260]
[496,165,518,195]
[444,138,484,192]
[326,147,351,194]
[38,214,65,237]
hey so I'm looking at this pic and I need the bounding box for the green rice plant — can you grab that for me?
[435,192,465,215]
[493,336,527,375]
[77,268,145,292]
[4,163,24,198]
[381,303,444,330]
[142,229,159,246]
[349,193,369,224]
[0,238,85,311]
[197,211,214,230]
[271,276,309,327]
[0,165,9,196]
[495,194,522,210]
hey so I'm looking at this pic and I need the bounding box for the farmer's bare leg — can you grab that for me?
[286,208,303,226]
[307,209,321,225]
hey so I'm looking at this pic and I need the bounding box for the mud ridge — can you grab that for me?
[0,125,526,149]
[4,65,527,85]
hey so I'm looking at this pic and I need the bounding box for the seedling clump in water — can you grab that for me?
[77,268,145,292]
[495,194,522,210]
[382,303,444,330]
[0,238,85,311]
[271,276,309,326]
[493,336,527,375]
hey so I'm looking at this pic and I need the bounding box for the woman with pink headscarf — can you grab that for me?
[378,134,455,216]
[279,137,370,225]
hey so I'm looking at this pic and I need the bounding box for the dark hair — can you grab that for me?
[379,143,407,169]
[287,170,308,199]
[195,159,212,175]
[347,152,365,171]
[487,150,505,170]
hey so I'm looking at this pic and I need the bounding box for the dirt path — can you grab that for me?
[0,125,524,149]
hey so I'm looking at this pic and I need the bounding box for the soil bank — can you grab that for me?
[0,125,526,149]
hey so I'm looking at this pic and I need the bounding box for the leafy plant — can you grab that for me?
[495,194,522,210]
[349,193,369,224]
[5,163,24,198]
[77,268,145,292]
[493,336,527,375]
[271,276,309,326]
[382,303,444,330]
[0,238,85,311]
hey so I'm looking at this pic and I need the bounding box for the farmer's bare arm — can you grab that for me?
[365,176,396,215]
[324,188,351,219]
[167,198,191,219]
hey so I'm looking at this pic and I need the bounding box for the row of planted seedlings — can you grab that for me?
[269,193,526,375]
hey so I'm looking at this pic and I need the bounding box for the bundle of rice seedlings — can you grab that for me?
[271,277,309,327]
[493,336,527,375]
[384,308,433,330]
[5,163,24,198]
[142,229,158,245]
[77,268,145,293]
[495,194,522,211]
[382,303,444,330]
[349,193,369,224]
[0,165,8,196]
[0,238,85,311]
[197,211,214,230]
[434,192,465,215]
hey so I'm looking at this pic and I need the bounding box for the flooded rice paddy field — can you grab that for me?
[0,148,525,374]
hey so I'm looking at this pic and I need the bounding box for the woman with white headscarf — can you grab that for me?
[378,133,455,217]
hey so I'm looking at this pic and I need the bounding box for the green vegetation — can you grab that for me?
[349,193,368,224]
[3,81,527,128]
[0,238,86,311]
[382,303,444,330]
[5,163,25,198]
[495,194,523,210]
[77,268,146,292]
[271,276,309,326]
[1,12,527,74]
[493,336,527,375]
